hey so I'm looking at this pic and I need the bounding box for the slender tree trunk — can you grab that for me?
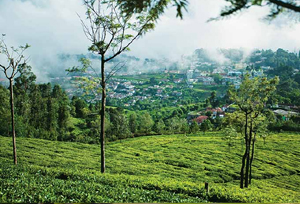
[240,113,248,189]
[249,133,256,185]
[100,55,106,173]
[9,79,17,165]
[240,143,247,188]
[241,133,244,151]
[245,120,252,188]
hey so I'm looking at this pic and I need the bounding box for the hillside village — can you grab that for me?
[36,64,297,127]
[2,57,298,126]
[43,63,263,102]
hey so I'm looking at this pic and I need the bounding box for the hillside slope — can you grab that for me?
[0,132,300,202]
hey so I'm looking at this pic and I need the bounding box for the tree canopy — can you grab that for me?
[218,0,300,19]
[117,0,300,20]
[117,0,188,20]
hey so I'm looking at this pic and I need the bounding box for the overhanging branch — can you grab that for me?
[269,0,300,12]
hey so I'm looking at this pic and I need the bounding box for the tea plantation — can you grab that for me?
[0,132,300,203]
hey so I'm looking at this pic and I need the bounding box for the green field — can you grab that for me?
[0,132,300,203]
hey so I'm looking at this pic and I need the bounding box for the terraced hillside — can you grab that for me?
[0,132,299,202]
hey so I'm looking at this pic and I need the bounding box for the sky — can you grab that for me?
[1,0,300,77]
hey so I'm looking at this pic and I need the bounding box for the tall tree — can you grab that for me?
[189,121,199,134]
[68,0,155,173]
[107,108,130,140]
[200,119,213,134]
[153,119,166,134]
[29,84,43,131]
[51,85,70,131]
[0,36,30,165]
[229,74,279,188]
[138,112,154,134]
[209,91,219,108]
[14,63,36,119]
[129,113,138,134]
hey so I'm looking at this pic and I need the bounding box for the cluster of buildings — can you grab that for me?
[46,61,270,109]
[188,104,299,126]
[48,74,187,106]
[188,106,232,125]
[186,67,265,89]
[107,79,184,106]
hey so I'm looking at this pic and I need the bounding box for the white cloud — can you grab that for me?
[0,0,300,79]
[0,0,89,80]
[129,0,300,59]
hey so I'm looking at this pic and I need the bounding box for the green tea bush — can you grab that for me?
[0,132,300,203]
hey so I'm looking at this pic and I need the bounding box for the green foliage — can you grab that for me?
[129,113,138,134]
[117,0,300,23]
[14,64,36,120]
[223,126,238,149]
[106,108,131,141]
[165,116,182,133]
[153,119,166,134]
[189,121,199,134]
[137,112,154,133]
[229,74,279,113]
[117,0,188,20]
[216,0,300,20]
[72,96,89,118]
[269,119,300,132]
[223,111,245,135]
[212,74,222,85]
[0,72,72,141]
[200,119,213,134]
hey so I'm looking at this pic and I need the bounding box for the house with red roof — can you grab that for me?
[193,116,208,125]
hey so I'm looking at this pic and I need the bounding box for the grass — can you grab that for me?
[0,132,300,202]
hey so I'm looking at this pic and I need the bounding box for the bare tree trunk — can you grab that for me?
[100,56,106,173]
[241,133,244,151]
[249,133,256,185]
[244,121,252,188]
[9,79,17,165]
[240,148,247,189]
[240,113,248,189]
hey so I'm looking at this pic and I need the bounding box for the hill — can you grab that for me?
[0,132,300,203]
